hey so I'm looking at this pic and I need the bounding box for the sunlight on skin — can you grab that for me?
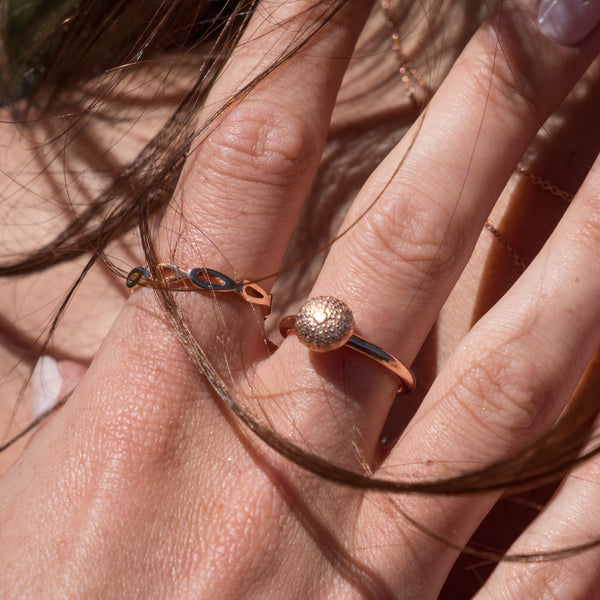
[0,2,599,597]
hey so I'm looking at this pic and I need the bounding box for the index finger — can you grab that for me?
[158,0,373,288]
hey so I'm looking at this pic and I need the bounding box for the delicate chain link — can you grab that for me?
[379,0,426,99]
[488,167,574,270]
[484,168,574,270]
[518,167,574,203]
[483,219,528,270]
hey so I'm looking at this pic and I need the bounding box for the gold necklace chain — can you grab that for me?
[483,219,528,270]
[379,0,427,100]
[485,167,574,269]
[517,166,574,203]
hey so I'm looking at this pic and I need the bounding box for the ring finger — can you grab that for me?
[362,130,600,595]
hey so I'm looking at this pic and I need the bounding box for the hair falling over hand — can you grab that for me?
[1,1,600,598]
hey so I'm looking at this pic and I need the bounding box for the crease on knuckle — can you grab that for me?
[499,562,575,600]
[356,190,467,287]
[450,343,548,445]
[201,102,315,191]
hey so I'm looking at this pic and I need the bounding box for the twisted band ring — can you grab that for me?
[279,296,415,394]
[126,263,272,317]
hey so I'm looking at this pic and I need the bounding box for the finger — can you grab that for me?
[315,0,600,349]
[363,147,600,592]
[477,481,600,599]
[160,0,372,283]
[474,433,600,596]
[268,0,600,450]
[479,513,600,600]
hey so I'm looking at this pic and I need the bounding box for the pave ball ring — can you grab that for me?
[279,296,416,394]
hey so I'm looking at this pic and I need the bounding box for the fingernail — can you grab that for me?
[538,0,600,46]
[31,356,62,419]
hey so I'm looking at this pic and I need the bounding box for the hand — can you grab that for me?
[1,0,600,598]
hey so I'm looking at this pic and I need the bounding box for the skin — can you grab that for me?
[1,0,600,597]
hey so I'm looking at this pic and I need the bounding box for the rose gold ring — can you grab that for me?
[126,263,272,317]
[279,296,415,394]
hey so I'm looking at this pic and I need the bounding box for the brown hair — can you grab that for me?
[1,0,600,585]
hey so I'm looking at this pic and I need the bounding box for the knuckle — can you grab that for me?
[450,342,549,444]
[91,365,188,474]
[356,189,467,288]
[500,562,581,600]
[201,101,315,192]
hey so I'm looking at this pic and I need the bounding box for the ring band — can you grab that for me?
[126,263,272,317]
[279,296,415,394]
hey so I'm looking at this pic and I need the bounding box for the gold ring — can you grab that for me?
[126,263,272,317]
[279,296,415,394]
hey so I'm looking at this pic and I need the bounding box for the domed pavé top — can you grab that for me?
[294,296,354,352]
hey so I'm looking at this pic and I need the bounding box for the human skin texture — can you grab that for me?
[1,0,600,598]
